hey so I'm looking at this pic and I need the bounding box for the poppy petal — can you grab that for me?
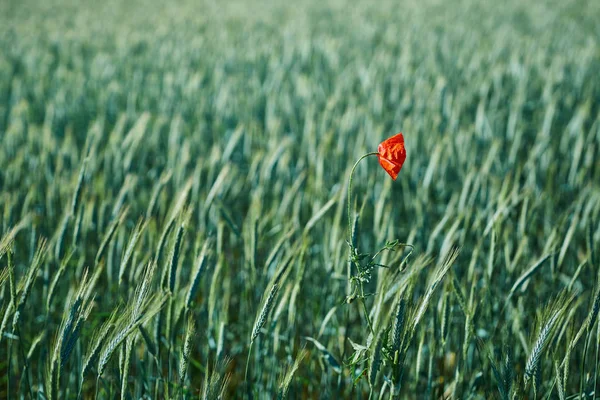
[377,133,406,180]
[377,155,401,180]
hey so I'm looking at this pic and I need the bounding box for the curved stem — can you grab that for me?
[347,152,379,245]
[345,152,379,337]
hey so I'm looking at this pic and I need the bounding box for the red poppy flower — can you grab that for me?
[377,133,406,180]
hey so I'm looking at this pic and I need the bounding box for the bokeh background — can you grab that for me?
[1,0,599,398]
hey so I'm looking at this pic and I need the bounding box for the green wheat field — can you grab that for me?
[1,0,599,398]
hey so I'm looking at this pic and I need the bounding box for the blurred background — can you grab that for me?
[1,0,599,398]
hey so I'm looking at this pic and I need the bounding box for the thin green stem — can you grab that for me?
[346,152,378,336]
[360,297,375,336]
[347,152,379,244]
[15,325,33,400]
[244,341,253,382]
[346,152,378,298]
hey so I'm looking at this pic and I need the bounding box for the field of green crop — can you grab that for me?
[1,0,600,398]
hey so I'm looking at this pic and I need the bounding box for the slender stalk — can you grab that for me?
[346,152,379,314]
[347,152,379,242]
[344,152,380,344]
[360,284,375,336]
[245,342,253,382]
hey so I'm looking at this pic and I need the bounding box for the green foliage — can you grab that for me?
[1,0,600,398]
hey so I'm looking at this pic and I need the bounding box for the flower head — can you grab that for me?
[377,133,406,180]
